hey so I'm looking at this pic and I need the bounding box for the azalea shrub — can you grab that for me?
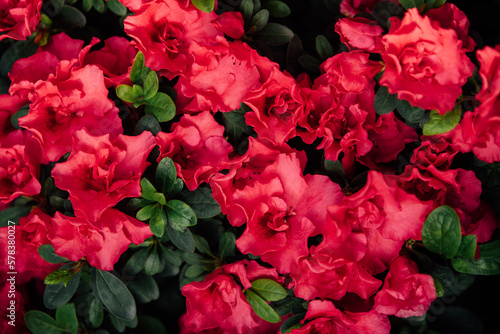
[1,0,500,333]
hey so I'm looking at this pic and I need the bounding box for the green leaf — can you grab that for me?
[11,105,30,129]
[160,244,184,267]
[156,157,177,196]
[179,187,221,219]
[24,311,66,334]
[144,246,161,275]
[134,114,162,136]
[143,71,159,100]
[422,107,462,136]
[130,52,150,85]
[46,0,65,14]
[396,98,426,123]
[222,105,254,144]
[452,238,500,275]
[140,178,166,205]
[239,0,254,22]
[165,200,197,232]
[250,9,269,32]
[399,0,425,10]
[262,0,291,18]
[166,223,195,253]
[127,273,160,303]
[219,231,236,259]
[280,313,306,333]
[245,289,282,323]
[92,0,105,12]
[59,5,87,29]
[90,268,137,321]
[185,264,206,278]
[194,234,214,257]
[422,205,462,258]
[116,85,136,103]
[43,270,81,309]
[38,245,69,264]
[315,35,334,60]
[55,303,78,334]
[254,23,294,46]
[106,0,127,15]
[431,0,447,8]
[0,205,32,227]
[125,247,149,275]
[136,204,157,221]
[374,86,397,115]
[191,0,215,12]
[0,39,38,76]
[44,269,71,285]
[82,0,92,11]
[149,205,168,237]
[298,54,321,73]
[144,92,176,123]
[250,279,287,302]
[89,297,104,327]
[456,235,477,259]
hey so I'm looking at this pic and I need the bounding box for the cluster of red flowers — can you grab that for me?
[1,0,499,333]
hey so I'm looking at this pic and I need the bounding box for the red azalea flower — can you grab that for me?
[52,129,155,221]
[380,8,474,114]
[156,111,233,191]
[290,299,390,334]
[0,0,42,42]
[0,130,42,204]
[50,209,153,271]
[374,256,437,318]
[19,64,123,162]
[335,17,385,53]
[181,260,282,334]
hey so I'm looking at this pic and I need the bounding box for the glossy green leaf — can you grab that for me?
[127,274,160,303]
[254,23,294,46]
[130,52,150,85]
[179,187,221,219]
[116,85,136,103]
[280,313,306,333]
[38,244,69,264]
[125,247,149,275]
[143,71,159,100]
[136,204,157,221]
[191,0,215,12]
[422,107,461,136]
[44,269,71,285]
[59,5,87,29]
[396,98,426,123]
[374,86,397,115]
[144,92,176,123]
[55,303,78,334]
[222,105,254,144]
[456,235,477,259]
[422,205,462,258]
[144,246,161,275]
[399,0,425,10]
[185,264,206,278]
[165,200,197,232]
[166,223,195,253]
[140,178,166,205]
[134,114,162,136]
[452,238,500,275]
[250,279,287,302]
[239,0,254,22]
[245,289,282,323]
[262,0,291,18]
[315,35,334,60]
[149,205,167,237]
[218,231,236,259]
[156,157,177,196]
[0,205,33,227]
[24,311,65,334]
[106,0,127,15]
[89,298,104,327]
[250,9,269,32]
[43,270,81,309]
[92,0,105,12]
[90,268,137,321]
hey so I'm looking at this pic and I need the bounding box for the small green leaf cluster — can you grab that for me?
[82,0,127,16]
[421,205,500,280]
[240,0,293,46]
[399,0,447,12]
[116,52,176,123]
[244,279,288,323]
